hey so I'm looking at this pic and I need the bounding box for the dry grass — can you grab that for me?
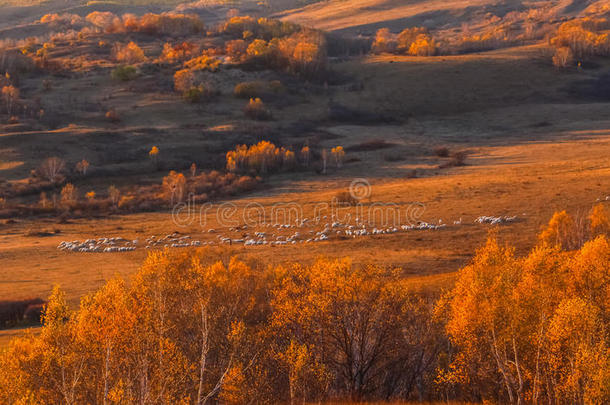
[2,132,610,309]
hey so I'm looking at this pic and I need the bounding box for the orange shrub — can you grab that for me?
[244,98,272,120]
[159,42,197,63]
[183,54,221,71]
[173,69,194,93]
[113,42,146,64]
[225,39,248,61]
[408,34,436,56]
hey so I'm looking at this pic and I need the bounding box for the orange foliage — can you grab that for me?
[159,42,197,63]
[226,140,295,174]
[113,42,146,64]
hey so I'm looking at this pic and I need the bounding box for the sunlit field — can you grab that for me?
[0,0,609,402]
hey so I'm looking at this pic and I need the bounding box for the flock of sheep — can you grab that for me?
[56,214,522,254]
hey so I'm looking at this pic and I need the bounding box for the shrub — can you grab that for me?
[111,65,137,81]
[234,80,284,99]
[159,42,197,63]
[183,84,216,103]
[244,98,272,120]
[223,16,257,38]
[247,39,271,58]
[173,69,194,93]
[408,34,436,56]
[113,42,146,64]
[226,39,248,61]
[105,109,120,122]
[234,81,265,98]
[183,55,221,71]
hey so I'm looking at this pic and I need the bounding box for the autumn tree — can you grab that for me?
[75,159,89,176]
[39,156,66,183]
[372,28,397,53]
[271,258,426,400]
[441,233,610,403]
[108,185,120,207]
[162,170,187,204]
[1,84,19,116]
[589,203,610,236]
[60,183,77,208]
[113,42,146,64]
[331,146,345,168]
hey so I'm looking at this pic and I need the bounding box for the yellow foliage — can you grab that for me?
[408,34,437,56]
[442,233,610,403]
[589,203,610,236]
[539,210,578,250]
[226,140,294,174]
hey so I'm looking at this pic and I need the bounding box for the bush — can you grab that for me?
[183,54,221,71]
[244,98,272,120]
[234,80,284,99]
[234,81,265,98]
[113,42,146,64]
[408,34,436,56]
[159,41,197,63]
[105,109,120,122]
[226,39,248,61]
[173,69,194,93]
[111,65,137,81]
